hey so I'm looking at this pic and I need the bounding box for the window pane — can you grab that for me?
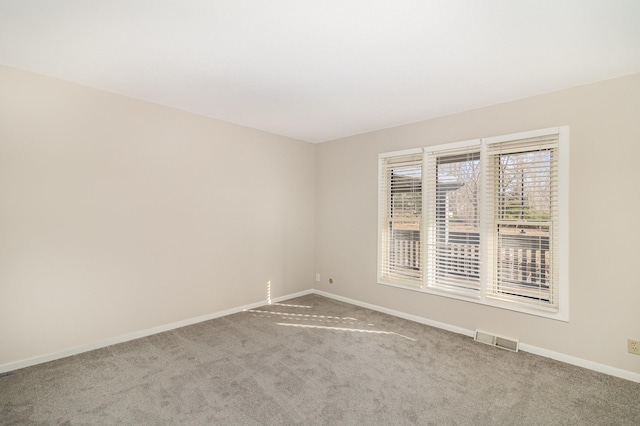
[390,165,422,219]
[494,148,554,304]
[428,151,481,292]
[496,224,551,301]
[379,153,423,286]
[498,150,551,222]
[388,224,421,280]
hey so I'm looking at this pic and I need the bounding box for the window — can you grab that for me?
[378,128,569,320]
[378,149,423,287]
[425,141,482,296]
[483,130,565,313]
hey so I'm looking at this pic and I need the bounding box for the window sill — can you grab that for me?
[377,279,568,322]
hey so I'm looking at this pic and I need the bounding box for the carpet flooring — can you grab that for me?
[1,294,639,425]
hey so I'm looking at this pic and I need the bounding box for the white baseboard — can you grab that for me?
[312,289,640,384]
[312,289,475,338]
[4,287,638,384]
[0,289,313,374]
[517,343,640,383]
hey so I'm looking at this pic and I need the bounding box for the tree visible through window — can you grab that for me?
[490,146,555,305]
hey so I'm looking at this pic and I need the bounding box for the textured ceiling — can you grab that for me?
[1,1,639,143]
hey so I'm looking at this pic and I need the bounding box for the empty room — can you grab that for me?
[1,1,640,424]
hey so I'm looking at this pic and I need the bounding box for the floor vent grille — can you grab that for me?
[474,330,519,352]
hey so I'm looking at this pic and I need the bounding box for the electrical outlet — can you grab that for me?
[629,339,640,355]
[315,273,320,282]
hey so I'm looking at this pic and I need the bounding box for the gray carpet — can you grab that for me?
[1,294,639,425]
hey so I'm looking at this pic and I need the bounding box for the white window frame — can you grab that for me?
[424,139,482,298]
[377,127,569,321]
[378,148,424,288]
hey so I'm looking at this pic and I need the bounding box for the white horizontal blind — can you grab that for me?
[378,152,423,286]
[485,133,559,310]
[425,143,481,294]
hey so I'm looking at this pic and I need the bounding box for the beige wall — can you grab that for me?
[315,73,640,375]
[0,66,315,365]
[2,64,639,377]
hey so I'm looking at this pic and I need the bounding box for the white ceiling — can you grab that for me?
[1,1,640,143]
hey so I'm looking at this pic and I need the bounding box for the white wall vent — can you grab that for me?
[474,330,519,352]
